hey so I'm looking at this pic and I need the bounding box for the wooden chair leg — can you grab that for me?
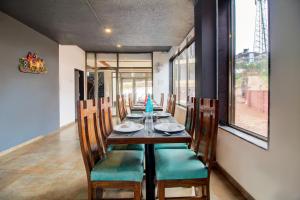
[95,187,103,199]
[88,182,93,200]
[206,183,210,200]
[134,183,142,200]
[194,186,201,197]
[157,182,165,200]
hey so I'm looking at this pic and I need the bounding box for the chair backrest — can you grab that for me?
[98,97,113,150]
[160,93,164,107]
[166,94,176,116]
[77,99,104,179]
[128,93,134,109]
[195,98,219,168]
[117,94,127,121]
[122,95,128,115]
[185,97,197,147]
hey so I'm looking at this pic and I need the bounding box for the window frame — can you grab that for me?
[170,39,195,107]
[228,0,271,142]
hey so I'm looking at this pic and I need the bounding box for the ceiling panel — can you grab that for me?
[0,0,194,52]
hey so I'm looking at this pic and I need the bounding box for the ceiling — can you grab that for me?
[0,0,194,52]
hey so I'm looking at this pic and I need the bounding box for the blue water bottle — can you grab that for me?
[145,94,154,134]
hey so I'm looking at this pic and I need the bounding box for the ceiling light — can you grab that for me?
[116,44,122,48]
[104,28,112,33]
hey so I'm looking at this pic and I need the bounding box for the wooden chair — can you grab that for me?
[155,98,219,200]
[117,95,127,121]
[160,93,164,107]
[166,94,176,116]
[128,93,134,111]
[98,97,144,151]
[77,99,144,200]
[98,97,113,150]
[122,95,128,115]
[185,97,197,147]
[195,98,219,162]
[154,97,197,150]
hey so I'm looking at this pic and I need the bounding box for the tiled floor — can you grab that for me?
[0,124,245,200]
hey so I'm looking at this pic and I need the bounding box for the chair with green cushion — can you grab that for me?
[155,98,219,200]
[91,150,144,182]
[98,97,144,152]
[78,99,143,200]
[154,97,197,150]
[107,144,145,151]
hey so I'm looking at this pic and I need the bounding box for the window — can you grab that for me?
[173,58,179,101]
[172,42,195,106]
[230,0,269,139]
[179,49,187,105]
[187,42,195,97]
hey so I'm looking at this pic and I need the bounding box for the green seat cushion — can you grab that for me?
[108,144,145,151]
[155,149,208,180]
[91,150,144,182]
[154,143,188,150]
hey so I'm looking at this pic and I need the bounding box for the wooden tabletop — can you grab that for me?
[131,104,163,112]
[107,117,191,145]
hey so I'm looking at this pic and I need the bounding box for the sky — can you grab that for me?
[235,0,257,54]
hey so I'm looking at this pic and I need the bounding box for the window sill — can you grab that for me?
[219,125,269,150]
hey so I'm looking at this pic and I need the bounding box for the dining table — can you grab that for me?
[130,103,164,112]
[107,115,191,200]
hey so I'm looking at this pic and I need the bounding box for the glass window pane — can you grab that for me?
[135,79,146,102]
[188,42,195,98]
[179,50,187,106]
[97,53,117,68]
[121,79,134,105]
[147,79,152,95]
[86,53,95,67]
[232,0,269,137]
[173,58,179,100]
[86,69,95,99]
[119,53,151,68]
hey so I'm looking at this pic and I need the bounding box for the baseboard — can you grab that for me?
[0,135,44,157]
[0,122,76,157]
[60,121,76,130]
[215,162,255,200]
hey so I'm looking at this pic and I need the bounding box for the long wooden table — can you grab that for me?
[130,105,164,112]
[107,117,191,200]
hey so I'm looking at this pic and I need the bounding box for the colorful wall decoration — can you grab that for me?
[19,52,47,74]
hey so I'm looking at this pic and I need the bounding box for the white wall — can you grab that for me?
[59,45,85,127]
[216,1,300,199]
[153,52,169,106]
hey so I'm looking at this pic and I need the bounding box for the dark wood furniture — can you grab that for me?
[77,99,143,200]
[166,94,176,116]
[128,93,134,111]
[156,98,219,200]
[117,95,127,121]
[98,97,113,150]
[160,93,164,107]
[107,117,191,200]
[185,97,197,148]
[130,105,164,112]
[154,96,197,150]
[99,97,145,151]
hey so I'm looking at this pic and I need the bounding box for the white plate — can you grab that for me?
[155,112,171,118]
[114,122,144,133]
[154,123,185,133]
[127,113,144,118]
